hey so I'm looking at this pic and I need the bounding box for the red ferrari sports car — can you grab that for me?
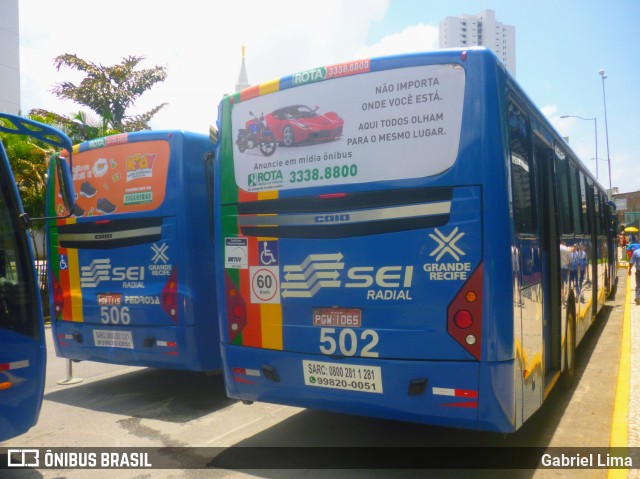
[265,105,344,146]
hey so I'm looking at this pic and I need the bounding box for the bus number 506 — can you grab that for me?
[319,328,379,357]
[100,306,131,325]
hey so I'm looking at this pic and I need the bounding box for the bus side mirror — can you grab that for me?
[56,154,75,213]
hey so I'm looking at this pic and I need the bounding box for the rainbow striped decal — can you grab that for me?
[49,220,84,323]
[226,235,283,350]
[47,157,84,323]
[231,58,371,106]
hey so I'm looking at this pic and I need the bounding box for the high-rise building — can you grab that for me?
[439,9,516,76]
[0,0,20,114]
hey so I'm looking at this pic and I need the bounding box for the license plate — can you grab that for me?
[313,307,362,327]
[93,330,134,349]
[303,360,383,393]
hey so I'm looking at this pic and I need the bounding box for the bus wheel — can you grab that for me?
[562,307,576,389]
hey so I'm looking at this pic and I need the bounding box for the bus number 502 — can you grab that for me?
[319,328,379,357]
[100,306,131,325]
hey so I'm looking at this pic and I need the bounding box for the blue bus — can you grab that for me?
[0,113,75,441]
[47,130,222,372]
[214,48,616,432]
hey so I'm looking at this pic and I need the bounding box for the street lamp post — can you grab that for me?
[560,115,598,179]
[590,157,607,179]
[599,69,612,195]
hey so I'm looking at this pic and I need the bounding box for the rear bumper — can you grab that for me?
[222,344,516,432]
[52,320,221,371]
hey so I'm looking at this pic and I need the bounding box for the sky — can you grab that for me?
[17,0,640,193]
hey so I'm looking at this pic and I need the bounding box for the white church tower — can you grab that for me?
[235,45,250,92]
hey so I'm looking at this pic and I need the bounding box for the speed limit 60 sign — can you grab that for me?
[249,266,280,304]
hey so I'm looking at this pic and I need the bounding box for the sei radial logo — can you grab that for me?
[281,253,414,301]
[80,259,145,289]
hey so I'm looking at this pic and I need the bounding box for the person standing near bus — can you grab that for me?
[569,245,580,292]
[560,241,572,302]
[629,246,640,305]
[578,243,587,289]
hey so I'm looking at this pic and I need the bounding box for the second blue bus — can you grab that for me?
[47,130,221,372]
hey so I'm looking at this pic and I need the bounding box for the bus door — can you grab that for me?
[0,169,46,441]
[509,102,543,419]
[595,190,608,314]
[586,184,598,318]
[607,202,617,291]
[534,136,561,379]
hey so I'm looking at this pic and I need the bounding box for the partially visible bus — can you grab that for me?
[47,130,222,372]
[0,113,75,441]
[214,48,616,432]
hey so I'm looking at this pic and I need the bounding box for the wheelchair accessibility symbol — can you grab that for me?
[59,254,69,270]
[259,241,279,266]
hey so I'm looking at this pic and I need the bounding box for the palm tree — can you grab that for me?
[0,118,53,317]
[0,120,51,250]
[51,54,168,132]
[28,108,118,143]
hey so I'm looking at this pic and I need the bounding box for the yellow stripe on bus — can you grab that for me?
[259,79,280,96]
[67,249,84,322]
[258,190,279,201]
[260,303,283,350]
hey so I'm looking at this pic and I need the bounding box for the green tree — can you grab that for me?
[0,114,53,261]
[28,108,118,144]
[51,54,168,132]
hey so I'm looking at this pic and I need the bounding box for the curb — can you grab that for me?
[608,273,631,479]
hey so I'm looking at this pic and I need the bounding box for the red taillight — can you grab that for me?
[232,304,245,318]
[318,193,347,199]
[53,276,64,317]
[453,310,473,329]
[225,272,247,342]
[161,267,178,323]
[447,263,483,360]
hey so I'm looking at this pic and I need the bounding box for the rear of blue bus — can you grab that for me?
[216,50,516,431]
[47,131,221,371]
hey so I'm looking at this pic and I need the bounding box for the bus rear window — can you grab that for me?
[54,139,170,217]
[230,63,465,193]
